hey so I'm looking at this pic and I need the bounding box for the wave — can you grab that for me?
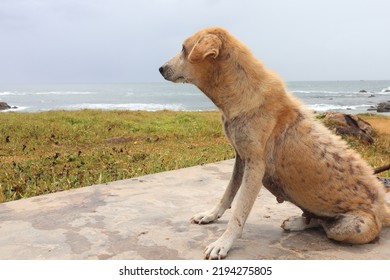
[0,91,95,96]
[0,91,21,96]
[61,103,186,111]
[381,87,390,93]
[293,89,390,95]
[293,90,355,94]
[36,91,95,95]
[307,104,371,112]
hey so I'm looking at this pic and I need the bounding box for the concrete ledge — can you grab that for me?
[0,160,389,259]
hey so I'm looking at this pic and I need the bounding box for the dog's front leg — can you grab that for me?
[204,160,265,260]
[191,154,244,224]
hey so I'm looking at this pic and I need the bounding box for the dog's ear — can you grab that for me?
[188,34,222,63]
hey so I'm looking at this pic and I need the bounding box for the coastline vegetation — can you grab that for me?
[0,110,389,203]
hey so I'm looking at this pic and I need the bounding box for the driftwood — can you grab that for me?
[374,163,390,175]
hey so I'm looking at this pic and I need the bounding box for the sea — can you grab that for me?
[1,80,390,114]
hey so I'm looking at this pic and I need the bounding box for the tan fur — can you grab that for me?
[159,27,390,260]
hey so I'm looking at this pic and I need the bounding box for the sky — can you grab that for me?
[0,0,389,84]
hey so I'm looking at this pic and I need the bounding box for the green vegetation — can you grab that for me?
[0,110,233,202]
[0,110,388,202]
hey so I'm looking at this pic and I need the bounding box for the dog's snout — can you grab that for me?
[159,66,165,75]
[159,64,171,81]
[159,59,184,83]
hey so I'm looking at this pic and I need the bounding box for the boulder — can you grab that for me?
[359,89,367,93]
[0,102,11,110]
[323,112,374,144]
[377,101,390,112]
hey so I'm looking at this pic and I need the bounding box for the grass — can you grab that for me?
[0,110,233,202]
[0,110,389,203]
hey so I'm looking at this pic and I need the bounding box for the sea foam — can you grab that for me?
[61,103,186,111]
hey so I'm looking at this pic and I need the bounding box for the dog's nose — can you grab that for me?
[159,66,164,75]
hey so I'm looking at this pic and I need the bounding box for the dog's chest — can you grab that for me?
[222,118,251,154]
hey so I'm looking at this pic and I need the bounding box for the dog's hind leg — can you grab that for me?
[321,211,381,244]
[191,155,244,224]
[282,211,381,244]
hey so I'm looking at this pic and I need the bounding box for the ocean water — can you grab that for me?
[1,81,390,114]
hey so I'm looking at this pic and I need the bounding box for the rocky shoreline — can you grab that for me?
[366,101,390,113]
[1,100,390,113]
[0,102,18,111]
[376,101,390,112]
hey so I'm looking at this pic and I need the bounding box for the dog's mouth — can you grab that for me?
[174,76,188,83]
[162,74,187,84]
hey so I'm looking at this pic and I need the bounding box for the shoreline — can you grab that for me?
[2,108,390,117]
[3,109,390,118]
[1,80,390,114]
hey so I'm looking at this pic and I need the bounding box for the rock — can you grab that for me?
[378,177,390,188]
[359,89,367,93]
[368,94,375,98]
[0,102,11,110]
[323,112,374,144]
[384,89,390,93]
[377,101,390,112]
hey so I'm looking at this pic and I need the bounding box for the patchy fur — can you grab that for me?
[159,27,390,260]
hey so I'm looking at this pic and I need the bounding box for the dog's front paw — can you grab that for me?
[191,207,224,224]
[204,236,234,260]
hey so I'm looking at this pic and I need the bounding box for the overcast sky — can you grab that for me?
[1,0,389,84]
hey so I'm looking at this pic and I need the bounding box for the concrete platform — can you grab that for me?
[0,160,389,260]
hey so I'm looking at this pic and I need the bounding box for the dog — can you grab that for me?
[159,27,390,260]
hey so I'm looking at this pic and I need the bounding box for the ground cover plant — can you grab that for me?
[0,110,388,202]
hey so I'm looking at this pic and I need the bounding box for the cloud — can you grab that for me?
[0,0,389,83]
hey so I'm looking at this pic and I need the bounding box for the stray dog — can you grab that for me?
[159,27,390,259]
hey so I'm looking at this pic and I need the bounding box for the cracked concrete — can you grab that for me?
[0,159,389,259]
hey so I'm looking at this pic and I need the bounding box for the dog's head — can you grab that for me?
[159,27,226,87]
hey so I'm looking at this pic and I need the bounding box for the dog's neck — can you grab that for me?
[197,55,284,120]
